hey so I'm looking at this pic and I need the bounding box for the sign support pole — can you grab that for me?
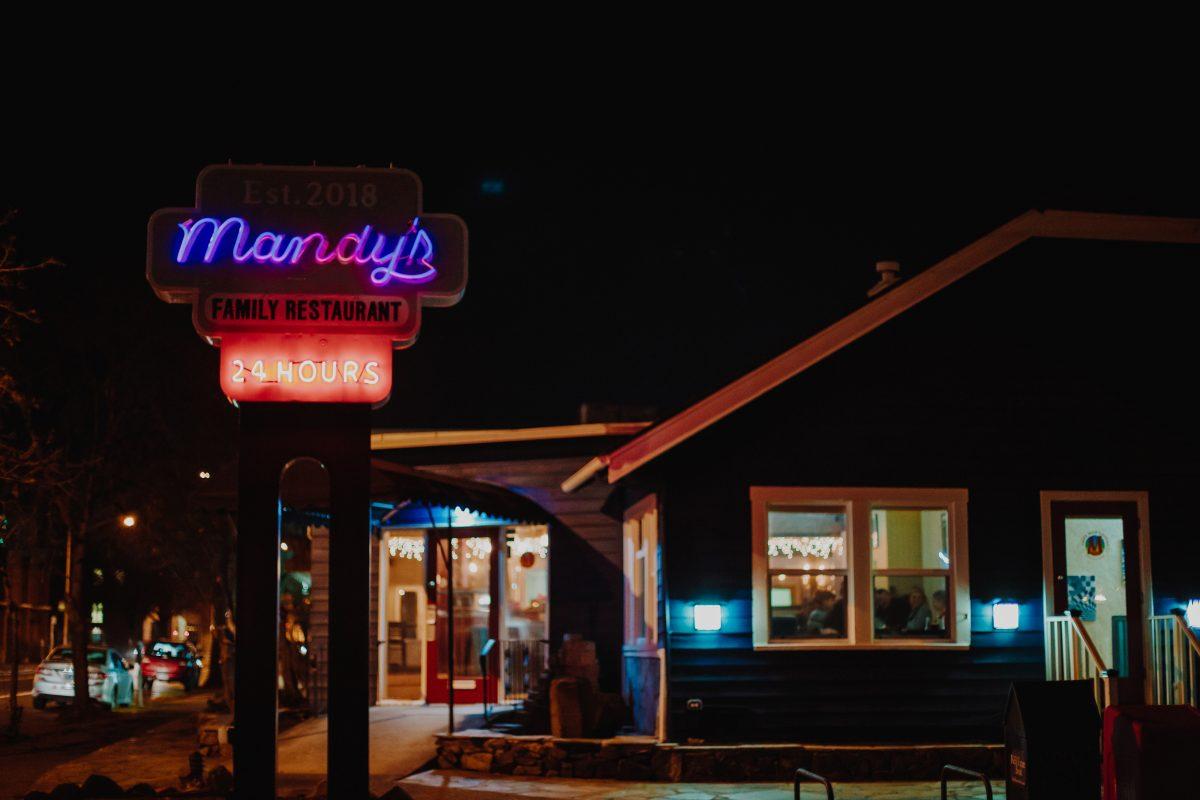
[148,163,466,799]
[235,403,371,799]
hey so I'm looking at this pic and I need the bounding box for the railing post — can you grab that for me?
[1099,668,1119,707]
[480,638,495,724]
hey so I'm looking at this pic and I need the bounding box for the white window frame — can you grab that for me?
[751,487,971,650]
[623,494,659,652]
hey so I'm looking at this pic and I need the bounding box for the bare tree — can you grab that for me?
[1,209,64,735]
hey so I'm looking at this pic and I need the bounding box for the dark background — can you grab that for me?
[5,141,1199,442]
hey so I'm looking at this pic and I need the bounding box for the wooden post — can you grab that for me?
[327,409,371,800]
[235,403,371,800]
[234,406,283,799]
[444,535,455,737]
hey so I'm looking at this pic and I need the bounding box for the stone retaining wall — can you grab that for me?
[435,733,1005,781]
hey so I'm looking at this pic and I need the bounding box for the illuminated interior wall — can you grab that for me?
[1064,517,1127,668]
[875,510,943,569]
[883,510,920,567]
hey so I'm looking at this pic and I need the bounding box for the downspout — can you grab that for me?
[658,487,672,744]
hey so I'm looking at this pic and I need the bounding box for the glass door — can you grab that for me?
[1049,500,1145,698]
[425,530,498,704]
[502,525,550,701]
[382,532,426,701]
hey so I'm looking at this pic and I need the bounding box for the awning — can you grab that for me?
[195,457,552,526]
[370,459,551,526]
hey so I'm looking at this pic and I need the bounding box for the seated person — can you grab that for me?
[874,588,893,630]
[876,586,911,634]
[905,586,932,632]
[929,589,948,630]
[805,591,843,636]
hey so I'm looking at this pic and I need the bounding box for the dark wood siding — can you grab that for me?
[638,240,1200,742]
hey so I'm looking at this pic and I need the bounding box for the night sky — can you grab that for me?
[5,141,1198,438]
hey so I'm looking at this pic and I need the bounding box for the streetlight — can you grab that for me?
[121,514,137,529]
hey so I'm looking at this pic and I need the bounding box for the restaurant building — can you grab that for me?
[289,422,645,712]
[563,211,1200,743]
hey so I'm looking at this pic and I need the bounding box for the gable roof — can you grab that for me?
[562,210,1200,491]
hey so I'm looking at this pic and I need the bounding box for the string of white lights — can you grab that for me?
[767,535,844,560]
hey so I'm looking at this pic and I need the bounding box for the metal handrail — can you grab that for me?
[500,638,549,702]
[793,768,833,800]
[940,764,993,800]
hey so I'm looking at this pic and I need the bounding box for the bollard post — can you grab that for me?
[940,764,993,800]
[793,767,834,800]
[480,638,496,725]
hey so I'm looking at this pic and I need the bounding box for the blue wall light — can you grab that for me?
[1186,599,1200,629]
[992,601,1020,631]
[693,604,723,632]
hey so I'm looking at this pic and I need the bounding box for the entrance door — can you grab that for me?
[1042,493,1151,701]
[385,586,424,700]
[379,532,427,701]
[425,530,499,704]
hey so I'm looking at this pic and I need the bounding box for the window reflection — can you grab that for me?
[767,508,847,640]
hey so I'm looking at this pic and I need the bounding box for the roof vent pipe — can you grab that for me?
[868,260,901,298]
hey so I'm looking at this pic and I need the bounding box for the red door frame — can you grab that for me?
[424,528,500,704]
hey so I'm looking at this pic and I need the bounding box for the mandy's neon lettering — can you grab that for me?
[175,217,437,286]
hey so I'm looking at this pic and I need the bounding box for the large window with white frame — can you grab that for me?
[751,487,970,649]
[623,495,658,651]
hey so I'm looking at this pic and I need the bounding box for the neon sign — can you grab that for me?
[219,334,392,404]
[147,164,467,405]
[175,216,437,286]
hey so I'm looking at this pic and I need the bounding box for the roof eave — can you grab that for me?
[591,209,1200,484]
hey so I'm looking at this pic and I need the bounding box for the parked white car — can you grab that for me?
[31,645,135,709]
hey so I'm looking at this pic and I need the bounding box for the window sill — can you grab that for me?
[754,640,969,652]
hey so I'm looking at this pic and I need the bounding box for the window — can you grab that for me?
[623,495,658,651]
[871,508,951,640]
[767,507,848,640]
[752,488,969,649]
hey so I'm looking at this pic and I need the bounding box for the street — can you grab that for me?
[0,666,35,697]
[0,678,212,799]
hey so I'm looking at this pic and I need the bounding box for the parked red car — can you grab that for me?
[141,640,201,690]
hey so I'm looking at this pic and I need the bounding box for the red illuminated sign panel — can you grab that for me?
[219,334,392,404]
[147,165,467,405]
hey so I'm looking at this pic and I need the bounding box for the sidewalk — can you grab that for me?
[398,770,1004,800]
[275,703,479,795]
[29,713,199,791]
[23,702,481,797]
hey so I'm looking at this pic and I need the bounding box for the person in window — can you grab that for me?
[874,588,893,631]
[805,591,843,636]
[875,586,911,633]
[904,586,932,632]
[929,590,948,631]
